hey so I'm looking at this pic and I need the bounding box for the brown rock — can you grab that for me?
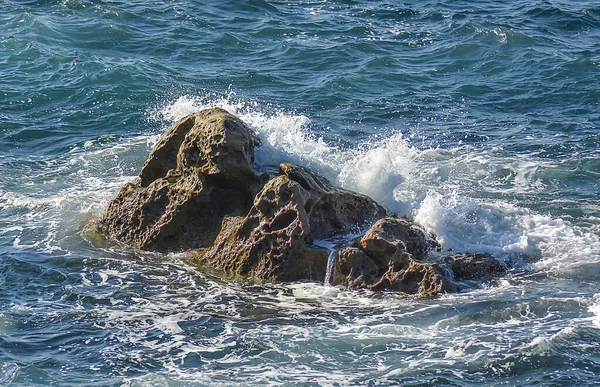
[370,261,458,295]
[100,170,254,251]
[175,108,261,185]
[99,108,261,251]
[139,115,194,188]
[140,107,261,188]
[199,165,386,282]
[331,217,457,296]
[333,246,457,295]
[100,108,501,295]
[332,247,382,289]
[200,175,329,281]
[280,163,387,240]
[445,253,506,282]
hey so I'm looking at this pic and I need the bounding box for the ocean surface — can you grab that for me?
[1,0,599,385]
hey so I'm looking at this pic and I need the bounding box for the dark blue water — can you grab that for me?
[1,1,600,385]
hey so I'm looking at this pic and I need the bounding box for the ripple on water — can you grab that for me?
[0,363,19,384]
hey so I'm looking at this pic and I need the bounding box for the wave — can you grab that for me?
[0,131,156,255]
[151,93,600,276]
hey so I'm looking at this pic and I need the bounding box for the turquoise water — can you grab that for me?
[1,1,600,385]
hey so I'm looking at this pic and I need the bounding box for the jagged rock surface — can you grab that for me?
[332,218,457,296]
[99,108,262,251]
[199,165,386,281]
[99,108,508,295]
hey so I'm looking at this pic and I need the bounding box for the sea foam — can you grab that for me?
[151,93,600,276]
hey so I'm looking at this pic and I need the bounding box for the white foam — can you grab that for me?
[150,93,600,277]
[588,294,600,329]
[414,191,536,258]
[0,128,153,255]
[526,326,576,355]
[0,363,19,385]
[122,374,170,387]
[151,93,337,177]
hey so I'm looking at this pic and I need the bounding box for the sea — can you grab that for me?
[1,0,599,385]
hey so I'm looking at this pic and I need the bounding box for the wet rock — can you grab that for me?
[445,253,506,282]
[370,261,458,295]
[99,108,262,251]
[359,217,439,261]
[333,247,382,290]
[280,163,387,240]
[332,217,457,296]
[99,108,507,295]
[199,165,386,282]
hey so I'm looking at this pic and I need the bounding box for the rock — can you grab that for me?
[333,247,382,289]
[280,163,387,239]
[98,108,262,251]
[359,217,438,262]
[445,253,506,282]
[333,244,457,295]
[199,165,386,282]
[175,109,261,186]
[370,261,458,295]
[99,108,508,295]
[199,177,328,281]
[140,108,261,188]
[331,217,457,296]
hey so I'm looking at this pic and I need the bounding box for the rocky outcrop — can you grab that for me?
[445,253,506,282]
[98,108,263,251]
[99,108,509,296]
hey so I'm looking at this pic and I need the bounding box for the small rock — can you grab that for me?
[370,260,458,295]
[445,253,506,282]
[360,217,438,261]
[332,217,457,296]
[333,247,381,289]
[280,163,387,240]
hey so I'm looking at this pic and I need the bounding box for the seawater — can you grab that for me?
[1,1,599,385]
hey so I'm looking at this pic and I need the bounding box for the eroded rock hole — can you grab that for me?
[268,210,297,232]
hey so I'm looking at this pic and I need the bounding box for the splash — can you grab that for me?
[147,92,600,277]
[324,249,337,286]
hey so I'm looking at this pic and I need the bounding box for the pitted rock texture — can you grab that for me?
[279,163,386,240]
[332,218,457,296]
[199,165,386,281]
[99,108,262,251]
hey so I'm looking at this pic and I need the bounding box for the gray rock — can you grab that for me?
[445,253,506,282]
